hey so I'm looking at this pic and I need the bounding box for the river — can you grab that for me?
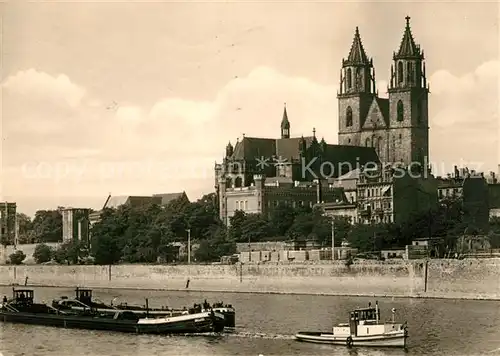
[0,286,499,356]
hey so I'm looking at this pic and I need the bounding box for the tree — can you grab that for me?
[239,213,271,243]
[184,193,221,239]
[32,210,63,243]
[90,208,130,265]
[194,227,236,262]
[268,205,296,236]
[347,224,381,252]
[33,243,54,263]
[227,210,246,241]
[17,213,34,244]
[8,250,26,265]
[287,212,314,241]
[53,240,88,264]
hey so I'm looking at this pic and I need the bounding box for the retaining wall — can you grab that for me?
[0,259,498,300]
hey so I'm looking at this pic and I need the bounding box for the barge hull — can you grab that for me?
[0,312,224,334]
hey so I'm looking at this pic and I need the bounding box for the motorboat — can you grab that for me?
[295,301,408,348]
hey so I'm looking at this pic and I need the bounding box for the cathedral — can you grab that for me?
[214,16,431,225]
[338,16,430,168]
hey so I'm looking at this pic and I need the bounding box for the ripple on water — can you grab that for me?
[1,286,499,355]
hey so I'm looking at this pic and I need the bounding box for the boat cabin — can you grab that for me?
[350,307,379,325]
[334,302,383,337]
[75,288,93,305]
[12,289,34,306]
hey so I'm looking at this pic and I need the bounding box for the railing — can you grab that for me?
[3,302,19,313]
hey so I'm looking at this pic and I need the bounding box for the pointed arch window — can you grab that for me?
[355,67,361,90]
[397,100,404,121]
[234,176,242,188]
[346,106,353,127]
[365,137,370,147]
[397,62,404,84]
[346,68,352,89]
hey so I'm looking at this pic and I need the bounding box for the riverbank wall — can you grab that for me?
[0,259,499,300]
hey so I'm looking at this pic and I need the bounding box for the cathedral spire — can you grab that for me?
[394,16,423,59]
[280,102,290,139]
[339,26,375,95]
[344,27,371,66]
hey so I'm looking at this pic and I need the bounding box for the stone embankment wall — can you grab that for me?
[0,243,61,264]
[0,259,499,300]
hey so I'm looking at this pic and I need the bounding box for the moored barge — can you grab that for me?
[52,288,236,327]
[1,289,225,334]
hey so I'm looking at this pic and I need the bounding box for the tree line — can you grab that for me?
[6,194,500,265]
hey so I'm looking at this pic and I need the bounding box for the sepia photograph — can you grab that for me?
[0,1,499,355]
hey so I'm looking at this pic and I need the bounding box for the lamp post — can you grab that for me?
[186,229,191,264]
[331,218,335,261]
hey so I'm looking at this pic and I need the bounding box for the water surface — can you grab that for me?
[1,287,499,355]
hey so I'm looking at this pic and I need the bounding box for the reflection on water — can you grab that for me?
[0,286,499,355]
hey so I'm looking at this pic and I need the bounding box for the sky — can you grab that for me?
[1,0,499,216]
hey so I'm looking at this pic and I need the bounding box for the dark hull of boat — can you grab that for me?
[219,310,235,328]
[78,304,236,328]
[0,311,225,335]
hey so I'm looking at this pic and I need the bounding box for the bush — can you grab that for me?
[33,244,54,264]
[8,250,26,265]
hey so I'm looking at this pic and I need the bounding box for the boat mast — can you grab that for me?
[145,298,149,318]
[375,301,379,323]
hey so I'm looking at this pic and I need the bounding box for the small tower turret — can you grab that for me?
[281,103,290,139]
[225,141,233,157]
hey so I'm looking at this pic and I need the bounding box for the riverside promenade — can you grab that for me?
[1,258,499,300]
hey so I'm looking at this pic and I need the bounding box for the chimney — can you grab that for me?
[454,165,459,179]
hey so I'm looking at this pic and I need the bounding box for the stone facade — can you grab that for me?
[320,202,358,224]
[356,164,438,225]
[0,202,17,246]
[60,207,90,245]
[215,105,378,224]
[220,175,346,225]
[338,17,429,169]
[437,167,491,231]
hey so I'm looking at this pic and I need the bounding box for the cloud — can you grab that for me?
[93,66,338,160]
[429,60,499,127]
[2,66,338,202]
[2,68,86,108]
[428,59,499,173]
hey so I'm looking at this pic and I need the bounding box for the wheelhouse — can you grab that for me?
[350,307,379,323]
[12,289,34,305]
[75,288,93,305]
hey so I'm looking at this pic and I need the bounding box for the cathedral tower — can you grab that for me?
[388,16,429,168]
[337,27,377,147]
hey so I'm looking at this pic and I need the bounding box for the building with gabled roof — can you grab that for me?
[215,16,433,226]
[338,16,430,169]
[214,104,379,225]
[89,191,189,226]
